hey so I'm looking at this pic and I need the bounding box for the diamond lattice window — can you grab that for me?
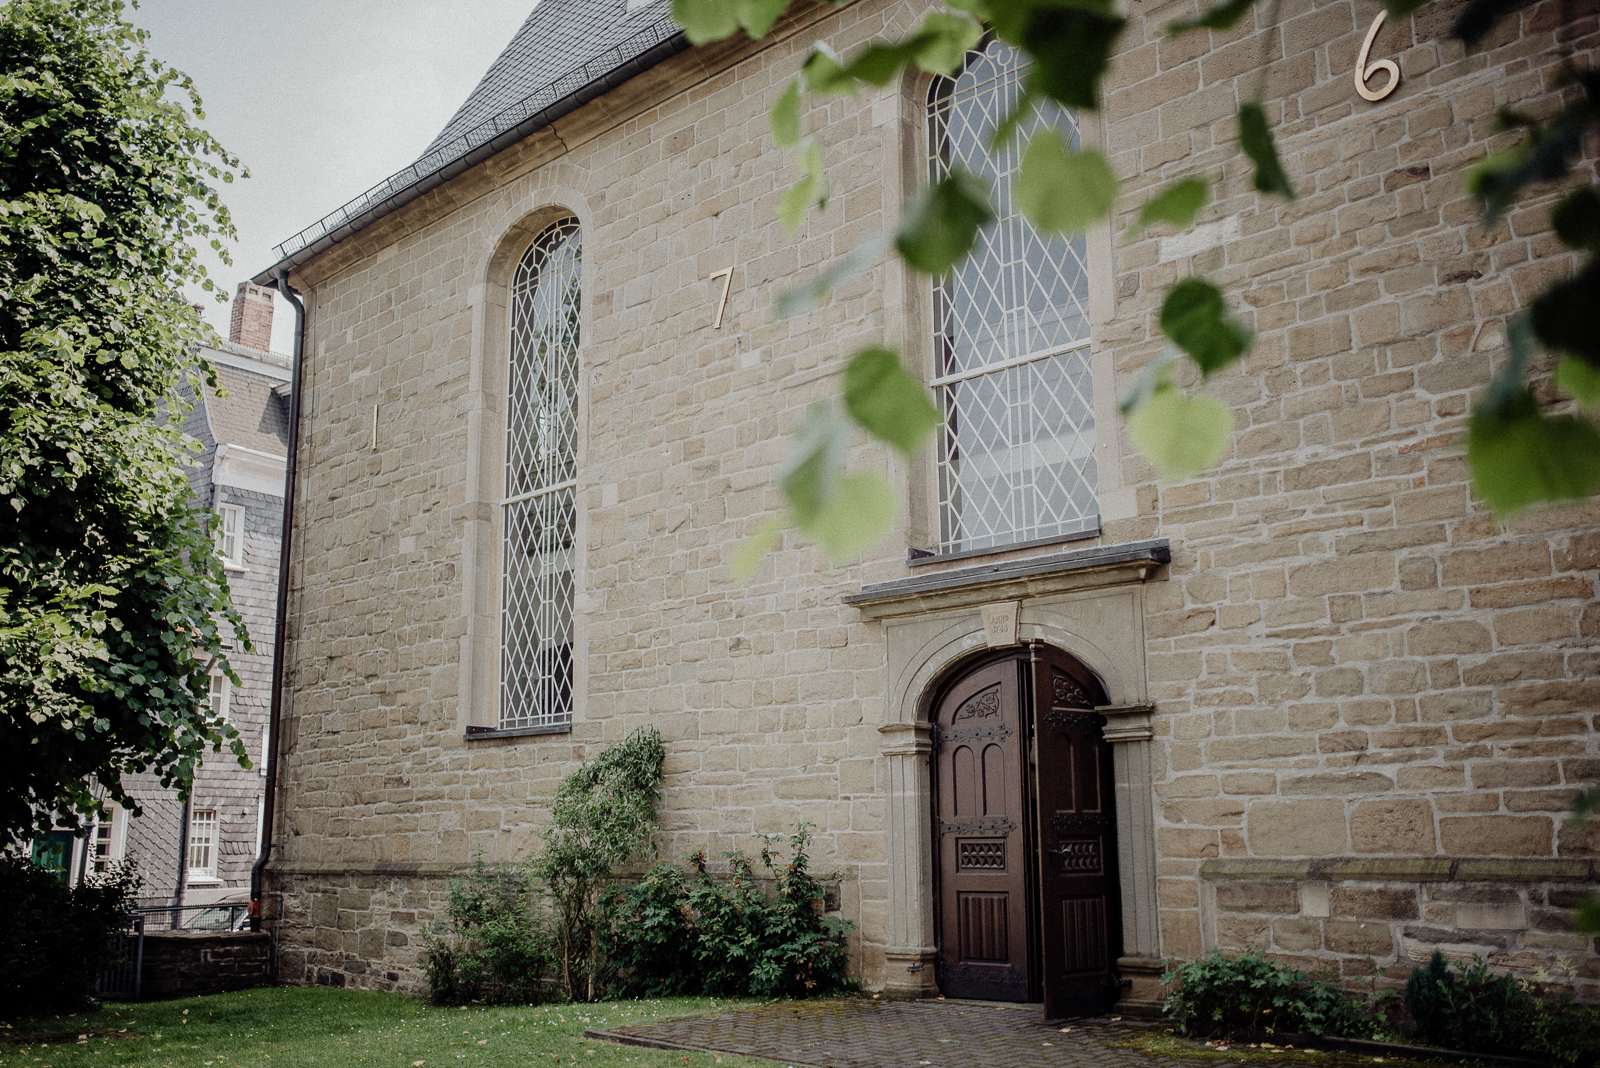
[929,40,1098,554]
[500,218,581,731]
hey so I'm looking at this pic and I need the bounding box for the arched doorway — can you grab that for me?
[931,642,1123,1018]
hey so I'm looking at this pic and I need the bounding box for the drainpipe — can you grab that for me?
[250,269,305,937]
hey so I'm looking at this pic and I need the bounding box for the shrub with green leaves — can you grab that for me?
[599,825,853,1001]
[0,850,141,1013]
[1404,951,1600,1066]
[1162,949,1375,1038]
[421,859,554,1006]
[532,725,665,1002]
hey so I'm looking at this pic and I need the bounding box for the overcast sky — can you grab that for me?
[129,0,539,355]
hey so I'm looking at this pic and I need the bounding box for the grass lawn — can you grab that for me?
[0,988,782,1068]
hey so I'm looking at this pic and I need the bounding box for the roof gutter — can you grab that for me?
[249,267,305,944]
[250,31,689,286]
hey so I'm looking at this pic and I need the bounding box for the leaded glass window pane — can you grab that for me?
[501,218,581,731]
[930,40,1098,554]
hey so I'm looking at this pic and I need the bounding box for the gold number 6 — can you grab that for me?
[1354,11,1401,102]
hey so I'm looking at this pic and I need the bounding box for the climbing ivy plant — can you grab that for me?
[0,0,248,843]
[673,0,1600,574]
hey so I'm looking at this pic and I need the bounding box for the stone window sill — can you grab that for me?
[464,723,572,742]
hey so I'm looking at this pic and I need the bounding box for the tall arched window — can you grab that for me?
[501,217,581,730]
[929,41,1097,554]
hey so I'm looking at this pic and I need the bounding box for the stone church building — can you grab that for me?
[252,0,1600,1010]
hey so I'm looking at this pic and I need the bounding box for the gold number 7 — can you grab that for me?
[709,267,733,330]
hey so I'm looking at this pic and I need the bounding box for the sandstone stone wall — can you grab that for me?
[264,0,1599,999]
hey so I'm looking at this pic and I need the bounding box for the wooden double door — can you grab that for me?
[932,644,1123,1018]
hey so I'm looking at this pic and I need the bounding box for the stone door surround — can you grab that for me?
[843,538,1169,1000]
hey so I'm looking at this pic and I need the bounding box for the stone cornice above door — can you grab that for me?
[842,538,1171,620]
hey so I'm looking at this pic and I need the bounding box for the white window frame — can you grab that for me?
[206,671,231,723]
[187,808,219,881]
[927,40,1101,556]
[92,803,126,874]
[216,504,245,569]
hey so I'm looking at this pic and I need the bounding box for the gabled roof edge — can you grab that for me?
[251,29,690,287]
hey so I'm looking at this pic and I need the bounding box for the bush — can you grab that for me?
[533,725,664,1001]
[0,850,140,1014]
[421,859,554,1006]
[1162,949,1376,1039]
[1405,951,1600,1067]
[599,825,854,1000]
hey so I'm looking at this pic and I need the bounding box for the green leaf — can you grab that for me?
[777,177,820,232]
[1381,0,1432,18]
[1015,133,1118,233]
[1127,385,1234,482]
[1168,0,1260,32]
[843,347,941,455]
[1576,893,1600,936]
[1159,277,1253,375]
[730,515,785,582]
[895,170,994,275]
[798,472,897,562]
[1237,103,1295,200]
[803,49,856,97]
[910,12,985,75]
[1532,260,1600,366]
[1467,387,1600,517]
[1573,786,1600,828]
[1556,356,1600,406]
[737,0,789,38]
[842,43,914,87]
[780,403,847,524]
[770,80,801,148]
[988,0,1125,110]
[777,140,828,232]
[1132,177,1209,233]
[1551,186,1600,254]
[777,233,892,316]
[671,0,741,45]
[1164,0,1260,30]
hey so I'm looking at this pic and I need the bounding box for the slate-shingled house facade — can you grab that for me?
[97,285,288,911]
[254,0,1600,1008]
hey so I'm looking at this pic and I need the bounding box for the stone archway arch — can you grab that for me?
[847,546,1166,1000]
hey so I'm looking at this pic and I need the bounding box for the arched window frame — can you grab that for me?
[499,217,582,731]
[926,41,1102,556]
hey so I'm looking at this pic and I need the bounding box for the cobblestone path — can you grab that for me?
[586,998,1216,1068]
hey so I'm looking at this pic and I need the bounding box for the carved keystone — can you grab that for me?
[980,601,1020,647]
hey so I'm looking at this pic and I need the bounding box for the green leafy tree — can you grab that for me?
[533,725,665,1001]
[0,0,248,844]
[674,0,1600,571]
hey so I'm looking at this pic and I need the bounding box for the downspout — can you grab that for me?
[249,269,305,937]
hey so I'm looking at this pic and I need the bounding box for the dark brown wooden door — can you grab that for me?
[933,657,1031,1001]
[1032,648,1122,1018]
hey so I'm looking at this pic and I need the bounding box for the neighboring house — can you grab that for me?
[94,283,289,913]
[253,0,1599,1010]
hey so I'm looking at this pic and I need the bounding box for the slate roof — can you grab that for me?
[255,0,687,283]
[198,346,290,458]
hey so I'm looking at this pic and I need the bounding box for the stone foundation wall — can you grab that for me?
[1201,858,1599,998]
[139,931,273,1000]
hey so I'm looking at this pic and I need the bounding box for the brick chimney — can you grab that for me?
[229,281,275,351]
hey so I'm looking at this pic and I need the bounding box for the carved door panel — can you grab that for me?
[934,658,1031,1001]
[1032,648,1122,1018]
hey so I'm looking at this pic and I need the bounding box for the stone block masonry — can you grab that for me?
[261,0,1600,1002]
[138,932,273,1000]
